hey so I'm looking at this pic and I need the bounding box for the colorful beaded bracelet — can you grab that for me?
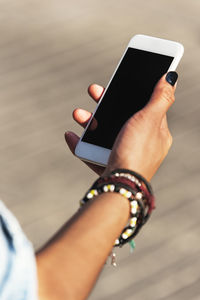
[80,168,155,249]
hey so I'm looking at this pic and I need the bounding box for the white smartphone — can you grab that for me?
[75,34,184,166]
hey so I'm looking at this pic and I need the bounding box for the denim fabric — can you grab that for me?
[0,200,38,300]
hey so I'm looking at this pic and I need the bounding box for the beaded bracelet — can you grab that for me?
[80,168,155,250]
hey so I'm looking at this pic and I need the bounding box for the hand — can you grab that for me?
[65,84,106,175]
[104,72,178,180]
[65,72,178,181]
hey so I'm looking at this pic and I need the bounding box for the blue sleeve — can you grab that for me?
[0,200,38,300]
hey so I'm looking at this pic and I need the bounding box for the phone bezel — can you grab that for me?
[75,34,184,166]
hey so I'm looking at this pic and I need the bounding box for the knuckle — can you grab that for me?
[164,132,173,152]
[134,109,146,120]
[161,86,175,104]
[161,130,173,153]
[168,133,173,147]
[132,109,149,125]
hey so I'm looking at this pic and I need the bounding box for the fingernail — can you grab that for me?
[165,71,178,86]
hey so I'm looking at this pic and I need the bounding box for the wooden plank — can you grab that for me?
[0,1,199,299]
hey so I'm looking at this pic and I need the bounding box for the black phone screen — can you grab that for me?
[82,47,174,149]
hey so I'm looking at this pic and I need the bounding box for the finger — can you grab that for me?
[64,131,105,175]
[73,108,98,130]
[84,162,105,176]
[88,84,104,102]
[65,131,79,154]
[144,72,178,118]
[73,108,92,128]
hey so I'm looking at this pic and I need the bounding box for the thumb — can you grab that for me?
[144,71,178,118]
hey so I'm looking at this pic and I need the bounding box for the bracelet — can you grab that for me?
[80,169,155,249]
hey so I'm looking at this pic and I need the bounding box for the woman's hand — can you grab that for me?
[38,71,178,300]
[65,84,106,175]
[65,72,178,181]
[104,72,178,180]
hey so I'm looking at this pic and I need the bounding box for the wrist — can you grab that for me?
[103,163,152,182]
[81,168,155,250]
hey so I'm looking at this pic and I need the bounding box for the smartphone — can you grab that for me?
[75,34,184,166]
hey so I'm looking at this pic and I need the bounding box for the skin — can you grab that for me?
[37,74,177,300]
[66,74,175,180]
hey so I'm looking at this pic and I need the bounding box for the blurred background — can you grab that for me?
[0,0,200,299]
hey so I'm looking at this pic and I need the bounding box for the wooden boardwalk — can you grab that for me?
[0,1,200,299]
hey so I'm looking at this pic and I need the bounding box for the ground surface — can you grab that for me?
[0,1,200,299]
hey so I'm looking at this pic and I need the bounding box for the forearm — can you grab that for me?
[37,192,129,300]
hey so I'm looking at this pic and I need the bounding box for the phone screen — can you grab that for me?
[82,47,174,150]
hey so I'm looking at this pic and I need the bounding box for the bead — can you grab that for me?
[119,188,126,195]
[80,169,154,249]
[125,191,132,198]
[108,184,115,192]
[131,201,138,214]
[136,192,143,200]
[92,189,98,196]
[131,176,136,182]
[115,239,120,245]
[130,217,137,227]
[87,193,93,199]
[122,228,133,239]
[126,228,133,235]
[103,185,109,192]
[87,189,98,199]
[131,200,137,206]
[122,232,128,239]
[111,185,115,192]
